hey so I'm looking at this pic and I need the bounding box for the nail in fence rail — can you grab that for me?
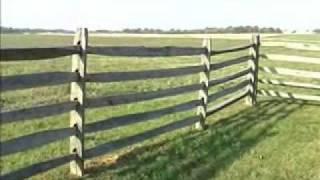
[69,28,87,176]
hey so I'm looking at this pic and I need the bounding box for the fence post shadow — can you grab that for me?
[84,99,306,179]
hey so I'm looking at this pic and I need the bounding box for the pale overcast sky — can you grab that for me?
[1,0,319,31]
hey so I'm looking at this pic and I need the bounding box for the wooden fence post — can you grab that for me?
[196,38,211,130]
[246,34,260,106]
[70,28,88,176]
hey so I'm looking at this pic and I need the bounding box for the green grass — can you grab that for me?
[1,34,320,180]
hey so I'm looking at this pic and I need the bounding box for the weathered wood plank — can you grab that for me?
[1,72,78,91]
[207,89,248,116]
[70,28,87,176]
[262,54,320,65]
[86,99,199,134]
[1,154,74,180]
[196,38,211,130]
[86,65,203,82]
[246,35,260,106]
[0,46,79,61]
[1,127,73,156]
[258,79,320,90]
[257,89,320,102]
[86,83,201,109]
[85,116,198,159]
[208,80,249,102]
[1,101,77,124]
[87,46,206,57]
[208,68,250,87]
[259,66,320,79]
[210,56,251,71]
[211,44,253,55]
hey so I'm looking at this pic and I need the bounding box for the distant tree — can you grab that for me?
[314,29,320,34]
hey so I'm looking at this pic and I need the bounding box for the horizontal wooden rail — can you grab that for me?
[86,83,201,109]
[1,101,77,124]
[207,89,248,116]
[261,54,320,65]
[257,89,320,102]
[210,56,251,71]
[0,46,80,61]
[1,127,73,156]
[86,99,199,134]
[86,65,203,82]
[85,116,198,159]
[88,46,206,57]
[1,72,78,91]
[208,68,250,87]
[211,44,253,55]
[208,80,249,102]
[1,154,75,180]
[258,79,320,90]
[259,66,320,79]
[262,42,320,51]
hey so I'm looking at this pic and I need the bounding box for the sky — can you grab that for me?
[1,0,319,31]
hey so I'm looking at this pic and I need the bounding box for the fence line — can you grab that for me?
[0,30,258,179]
[1,72,78,91]
[261,54,320,65]
[258,79,320,90]
[88,46,206,57]
[0,46,80,61]
[262,42,320,51]
[86,65,204,82]
[259,66,320,79]
[257,89,320,102]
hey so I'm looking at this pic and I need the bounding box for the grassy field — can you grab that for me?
[1,33,320,180]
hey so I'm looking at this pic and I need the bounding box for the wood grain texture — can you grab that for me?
[246,35,260,106]
[196,39,211,130]
[1,72,78,91]
[0,46,79,61]
[69,28,87,176]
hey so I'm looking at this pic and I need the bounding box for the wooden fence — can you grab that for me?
[258,41,320,102]
[0,28,260,179]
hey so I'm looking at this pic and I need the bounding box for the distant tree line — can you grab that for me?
[0,26,74,34]
[1,26,285,34]
[314,29,320,34]
[95,26,283,34]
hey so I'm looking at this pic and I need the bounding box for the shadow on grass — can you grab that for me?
[84,99,315,179]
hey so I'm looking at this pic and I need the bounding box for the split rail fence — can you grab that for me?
[258,42,320,101]
[0,28,283,179]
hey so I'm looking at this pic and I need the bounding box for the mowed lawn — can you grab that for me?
[0,34,320,180]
